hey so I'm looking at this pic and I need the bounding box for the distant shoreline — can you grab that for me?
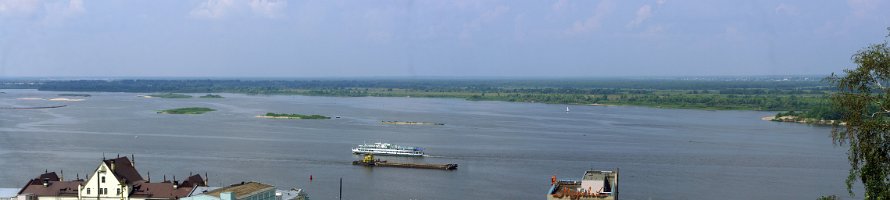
[761,115,843,126]
[382,121,445,125]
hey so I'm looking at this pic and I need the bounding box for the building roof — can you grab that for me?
[18,180,83,197]
[18,172,85,196]
[181,174,207,188]
[204,182,273,199]
[130,182,195,199]
[103,157,144,184]
[189,186,222,196]
[548,170,618,200]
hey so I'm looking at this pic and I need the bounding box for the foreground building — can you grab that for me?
[185,182,307,200]
[17,156,206,200]
[547,169,619,200]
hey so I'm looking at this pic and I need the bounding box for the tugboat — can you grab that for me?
[351,142,424,157]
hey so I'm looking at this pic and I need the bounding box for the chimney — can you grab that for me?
[110,160,116,171]
[60,170,64,181]
[204,172,208,186]
[131,154,135,168]
[147,171,151,183]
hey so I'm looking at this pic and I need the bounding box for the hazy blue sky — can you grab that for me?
[1,0,888,77]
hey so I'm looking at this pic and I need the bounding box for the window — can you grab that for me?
[103,188,108,195]
[101,176,105,183]
[86,188,90,194]
[116,188,121,195]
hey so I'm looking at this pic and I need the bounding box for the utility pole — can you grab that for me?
[339,177,342,200]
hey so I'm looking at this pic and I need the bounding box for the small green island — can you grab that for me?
[157,107,215,114]
[143,93,192,98]
[58,94,91,97]
[257,112,330,119]
[764,106,844,126]
[199,94,224,98]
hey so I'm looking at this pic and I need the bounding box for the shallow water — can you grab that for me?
[0,89,854,199]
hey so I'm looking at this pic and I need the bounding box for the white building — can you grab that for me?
[17,156,206,200]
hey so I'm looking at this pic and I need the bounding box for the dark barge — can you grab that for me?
[352,154,458,170]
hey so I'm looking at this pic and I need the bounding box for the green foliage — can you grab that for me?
[148,93,192,98]
[829,29,890,199]
[775,103,843,120]
[264,112,330,119]
[31,77,833,111]
[158,107,215,114]
[199,94,224,98]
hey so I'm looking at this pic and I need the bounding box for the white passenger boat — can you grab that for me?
[351,142,424,157]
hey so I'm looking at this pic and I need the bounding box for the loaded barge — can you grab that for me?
[352,154,458,170]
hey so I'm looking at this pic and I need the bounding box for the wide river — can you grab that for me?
[0,89,855,199]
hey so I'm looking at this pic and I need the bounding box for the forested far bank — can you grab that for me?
[0,78,835,111]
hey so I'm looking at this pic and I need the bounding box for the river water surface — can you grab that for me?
[0,89,854,199]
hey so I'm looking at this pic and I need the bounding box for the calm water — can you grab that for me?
[0,89,854,199]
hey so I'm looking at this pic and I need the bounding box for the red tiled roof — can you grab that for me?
[103,157,144,184]
[181,174,207,187]
[18,180,83,196]
[130,182,195,199]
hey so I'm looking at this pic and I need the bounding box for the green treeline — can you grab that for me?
[148,93,192,98]
[158,107,215,114]
[25,78,835,111]
[264,112,330,119]
[199,94,224,98]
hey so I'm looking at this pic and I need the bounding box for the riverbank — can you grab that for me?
[158,107,215,114]
[28,79,832,112]
[256,113,330,119]
[762,115,843,126]
[140,93,192,98]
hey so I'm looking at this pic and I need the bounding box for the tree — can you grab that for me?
[829,28,890,199]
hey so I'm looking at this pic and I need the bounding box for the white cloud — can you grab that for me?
[461,5,509,41]
[551,0,568,12]
[566,0,614,35]
[0,0,39,16]
[41,0,85,23]
[847,0,879,17]
[190,0,289,20]
[656,0,666,6]
[248,0,286,19]
[1,0,85,23]
[190,0,235,19]
[774,3,799,16]
[627,4,652,28]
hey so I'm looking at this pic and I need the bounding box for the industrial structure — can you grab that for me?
[547,169,619,200]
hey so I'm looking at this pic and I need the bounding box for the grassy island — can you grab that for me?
[767,109,843,126]
[199,94,224,98]
[258,112,330,119]
[158,107,215,114]
[147,93,192,98]
[58,94,91,97]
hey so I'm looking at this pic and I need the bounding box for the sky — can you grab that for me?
[0,0,888,78]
